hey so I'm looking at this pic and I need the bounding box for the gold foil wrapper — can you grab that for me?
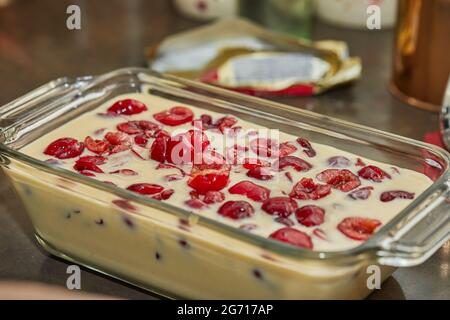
[145,18,361,96]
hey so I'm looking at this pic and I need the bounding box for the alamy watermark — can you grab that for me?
[62,263,381,292]
[66,264,81,290]
[366,265,381,290]
[66,4,81,30]
[367,5,381,30]
[367,0,385,30]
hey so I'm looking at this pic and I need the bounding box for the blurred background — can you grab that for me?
[0,0,448,299]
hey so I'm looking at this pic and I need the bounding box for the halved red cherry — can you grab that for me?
[117,120,160,135]
[135,120,159,132]
[109,169,138,176]
[295,205,325,227]
[242,158,271,169]
[110,144,131,154]
[188,163,230,194]
[84,136,109,155]
[44,138,84,159]
[289,178,331,200]
[153,106,194,126]
[316,169,361,192]
[161,189,175,200]
[228,180,270,202]
[73,155,106,173]
[106,99,147,115]
[153,189,175,201]
[355,158,366,167]
[188,172,229,195]
[313,228,328,241]
[279,142,297,157]
[104,131,133,154]
[218,201,255,220]
[117,122,141,135]
[165,174,184,182]
[200,114,213,128]
[296,138,316,157]
[338,217,382,241]
[380,190,415,202]
[104,131,132,146]
[189,191,200,199]
[250,138,279,157]
[126,183,164,195]
[274,217,295,227]
[348,186,374,200]
[269,227,313,249]
[247,166,273,180]
[155,162,187,176]
[203,191,225,204]
[150,131,170,163]
[166,130,210,165]
[261,197,298,218]
[185,199,206,209]
[134,134,148,147]
[215,116,238,133]
[274,156,312,172]
[327,156,350,168]
[358,165,391,182]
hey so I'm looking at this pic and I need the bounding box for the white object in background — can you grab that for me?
[173,0,238,21]
[315,0,398,29]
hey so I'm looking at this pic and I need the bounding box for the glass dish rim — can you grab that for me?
[1,67,449,262]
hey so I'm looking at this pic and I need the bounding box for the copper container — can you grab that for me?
[390,0,450,112]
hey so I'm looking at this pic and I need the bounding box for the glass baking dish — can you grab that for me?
[0,68,449,299]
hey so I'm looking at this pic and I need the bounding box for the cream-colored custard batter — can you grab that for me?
[20,93,432,252]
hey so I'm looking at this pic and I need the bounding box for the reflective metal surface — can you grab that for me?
[440,78,450,150]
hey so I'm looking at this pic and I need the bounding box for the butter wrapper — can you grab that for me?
[145,18,361,96]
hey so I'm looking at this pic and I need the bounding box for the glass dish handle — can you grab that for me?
[377,184,450,267]
[0,76,94,130]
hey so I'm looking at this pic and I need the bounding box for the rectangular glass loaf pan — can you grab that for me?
[0,68,449,299]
